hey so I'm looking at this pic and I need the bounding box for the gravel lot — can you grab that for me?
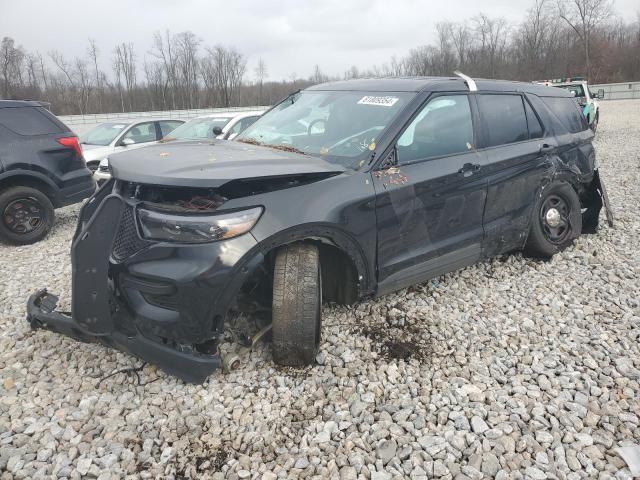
[1,100,639,480]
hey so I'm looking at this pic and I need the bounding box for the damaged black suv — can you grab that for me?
[28,75,612,383]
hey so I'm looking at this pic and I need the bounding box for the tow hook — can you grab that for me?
[221,323,272,372]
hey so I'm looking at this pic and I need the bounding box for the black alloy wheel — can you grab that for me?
[539,194,572,244]
[0,186,55,245]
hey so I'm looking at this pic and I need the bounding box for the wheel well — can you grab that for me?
[234,239,360,312]
[0,175,56,203]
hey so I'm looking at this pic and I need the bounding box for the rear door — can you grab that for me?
[476,93,549,256]
[374,93,488,295]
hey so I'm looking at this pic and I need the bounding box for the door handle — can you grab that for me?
[539,143,556,154]
[458,163,481,177]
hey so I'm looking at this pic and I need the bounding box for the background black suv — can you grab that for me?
[0,100,95,244]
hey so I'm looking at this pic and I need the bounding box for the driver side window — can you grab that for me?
[396,95,474,164]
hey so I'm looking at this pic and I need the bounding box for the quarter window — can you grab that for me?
[396,95,474,163]
[540,97,588,134]
[478,94,529,147]
[0,107,63,136]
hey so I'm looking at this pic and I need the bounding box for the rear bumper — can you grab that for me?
[54,169,96,208]
[27,182,261,383]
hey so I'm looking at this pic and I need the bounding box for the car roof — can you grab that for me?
[306,76,571,97]
[0,100,48,108]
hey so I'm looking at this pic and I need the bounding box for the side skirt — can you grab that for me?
[376,243,481,297]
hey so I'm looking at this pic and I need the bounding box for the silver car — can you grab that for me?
[80,118,184,172]
[93,111,264,184]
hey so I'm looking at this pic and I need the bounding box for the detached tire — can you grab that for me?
[0,186,55,245]
[272,243,321,367]
[524,182,582,258]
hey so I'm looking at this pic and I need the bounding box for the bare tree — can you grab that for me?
[473,14,509,77]
[201,45,245,107]
[255,58,267,104]
[150,30,178,109]
[175,31,201,108]
[1,37,25,98]
[113,43,137,111]
[310,64,329,84]
[49,50,87,113]
[557,0,614,79]
[87,38,103,111]
[143,57,166,110]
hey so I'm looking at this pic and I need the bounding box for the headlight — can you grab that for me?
[137,206,263,243]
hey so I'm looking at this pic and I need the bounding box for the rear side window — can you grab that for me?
[524,100,543,139]
[541,96,588,133]
[478,94,528,147]
[0,106,64,136]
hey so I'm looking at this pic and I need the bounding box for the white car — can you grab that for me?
[93,111,264,184]
[80,118,184,172]
[163,110,264,142]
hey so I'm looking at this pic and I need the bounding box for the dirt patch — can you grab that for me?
[174,448,228,479]
[353,303,434,363]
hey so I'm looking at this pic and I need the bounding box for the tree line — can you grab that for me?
[1,0,638,115]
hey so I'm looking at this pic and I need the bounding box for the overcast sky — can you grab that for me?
[1,0,637,81]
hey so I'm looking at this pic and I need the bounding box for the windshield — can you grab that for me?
[557,84,586,98]
[80,123,127,146]
[164,117,233,140]
[237,90,414,167]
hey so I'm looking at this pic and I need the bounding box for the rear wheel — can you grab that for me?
[271,243,322,367]
[0,186,55,245]
[524,182,582,258]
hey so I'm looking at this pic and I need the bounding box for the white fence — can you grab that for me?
[57,80,640,135]
[591,81,640,100]
[59,105,270,135]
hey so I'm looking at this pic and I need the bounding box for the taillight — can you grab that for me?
[57,136,84,159]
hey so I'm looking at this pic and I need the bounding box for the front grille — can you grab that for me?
[112,205,150,261]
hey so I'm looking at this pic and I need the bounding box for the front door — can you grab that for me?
[374,93,487,295]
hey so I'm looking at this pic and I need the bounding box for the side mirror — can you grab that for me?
[212,126,223,136]
[597,88,604,99]
[122,137,135,146]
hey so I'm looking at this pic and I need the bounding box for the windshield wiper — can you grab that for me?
[237,139,307,155]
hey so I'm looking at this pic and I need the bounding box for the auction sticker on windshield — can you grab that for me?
[357,96,399,107]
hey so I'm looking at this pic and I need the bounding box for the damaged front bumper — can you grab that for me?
[27,289,222,383]
[26,180,262,384]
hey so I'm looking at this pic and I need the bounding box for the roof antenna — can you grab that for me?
[453,71,477,92]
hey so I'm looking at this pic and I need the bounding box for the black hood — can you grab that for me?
[108,140,346,187]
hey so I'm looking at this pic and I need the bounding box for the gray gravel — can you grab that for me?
[1,100,640,479]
